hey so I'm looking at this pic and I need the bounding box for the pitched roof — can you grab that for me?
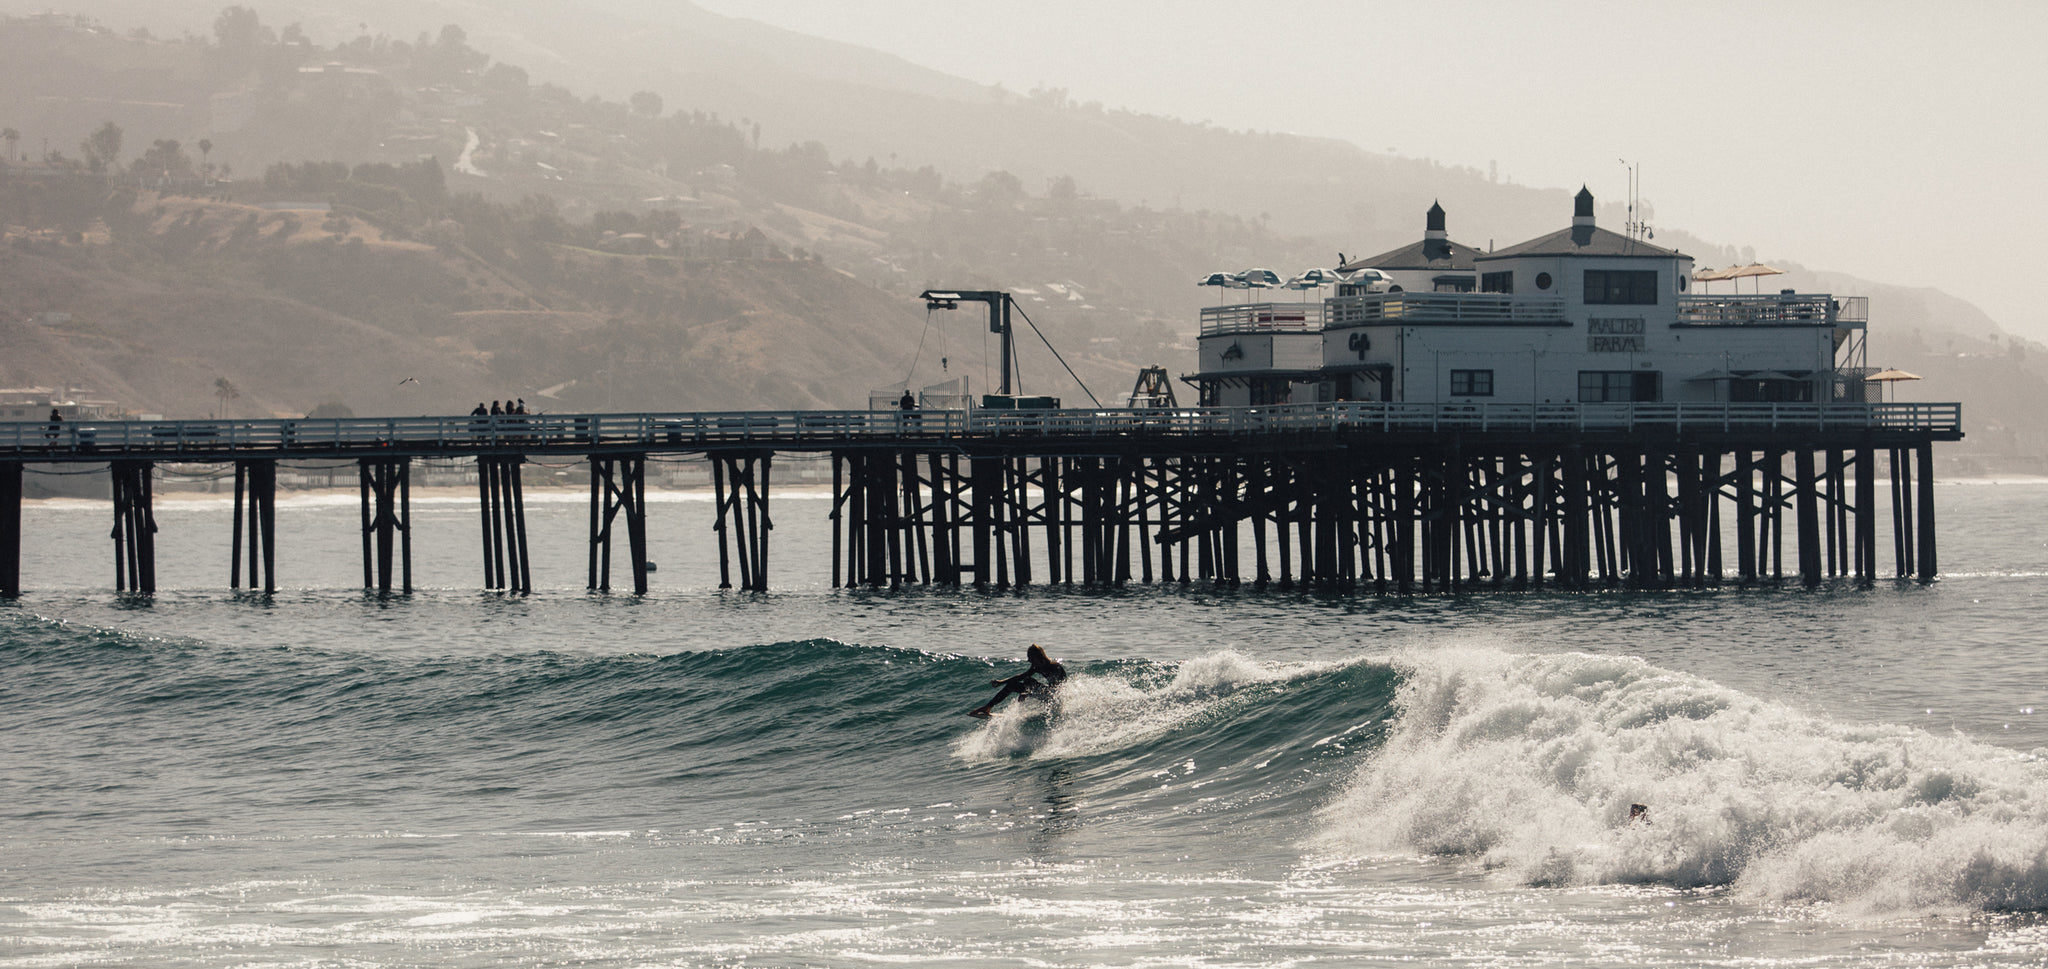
[1477,224,1684,261]
[1341,236,1482,272]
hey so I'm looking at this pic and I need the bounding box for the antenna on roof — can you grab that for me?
[1620,159,1651,243]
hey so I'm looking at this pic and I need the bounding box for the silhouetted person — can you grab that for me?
[490,401,503,415]
[45,408,61,442]
[899,390,916,411]
[969,644,1067,718]
[470,403,487,417]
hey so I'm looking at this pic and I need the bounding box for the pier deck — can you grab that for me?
[2,401,1963,461]
[0,402,1961,598]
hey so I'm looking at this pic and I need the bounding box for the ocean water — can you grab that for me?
[5,479,2048,967]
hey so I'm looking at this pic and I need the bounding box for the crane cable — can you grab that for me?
[903,303,936,387]
[1009,300,1102,407]
[904,304,956,388]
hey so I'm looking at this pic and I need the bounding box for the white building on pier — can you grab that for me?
[1188,189,1868,408]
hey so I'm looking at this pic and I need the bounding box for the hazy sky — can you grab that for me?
[696,0,2047,340]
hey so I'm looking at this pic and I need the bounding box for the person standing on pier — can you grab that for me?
[898,389,918,433]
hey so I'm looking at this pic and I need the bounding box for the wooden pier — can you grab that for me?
[0,402,1961,596]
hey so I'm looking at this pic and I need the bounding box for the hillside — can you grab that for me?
[0,13,1325,419]
[0,186,1074,418]
[2,9,2043,472]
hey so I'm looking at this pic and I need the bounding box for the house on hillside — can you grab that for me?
[673,224,782,261]
[0,386,119,420]
[1187,188,1869,408]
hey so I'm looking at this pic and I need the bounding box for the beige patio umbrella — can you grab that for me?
[1865,368,1922,402]
[1692,263,1786,294]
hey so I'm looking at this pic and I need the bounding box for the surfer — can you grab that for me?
[968,644,1066,718]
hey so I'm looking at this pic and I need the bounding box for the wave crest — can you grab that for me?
[1315,647,2048,912]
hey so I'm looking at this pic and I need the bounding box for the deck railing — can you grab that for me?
[1325,292,1568,327]
[1203,293,1869,331]
[0,402,1964,455]
[1676,294,1867,327]
[1198,301,1326,336]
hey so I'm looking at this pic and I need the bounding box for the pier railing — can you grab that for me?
[0,401,1963,457]
[964,401,1959,436]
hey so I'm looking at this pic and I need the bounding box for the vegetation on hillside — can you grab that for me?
[0,8,1322,420]
[3,7,2043,472]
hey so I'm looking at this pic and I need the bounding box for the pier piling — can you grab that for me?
[360,458,413,594]
[475,456,528,594]
[1,463,19,598]
[588,455,649,594]
[231,460,277,593]
[110,460,157,594]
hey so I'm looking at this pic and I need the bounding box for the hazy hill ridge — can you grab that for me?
[0,7,2042,471]
[0,10,1307,420]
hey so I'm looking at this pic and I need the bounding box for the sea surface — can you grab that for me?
[5,478,2048,967]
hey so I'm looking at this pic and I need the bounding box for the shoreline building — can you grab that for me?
[1189,189,1867,409]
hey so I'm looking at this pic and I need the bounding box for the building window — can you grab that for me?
[1535,272,1553,290]
[1730,376,1815,403]
[1450,369,1494,397]
[1584,269,1659,305]
[1480,271,1514,294]
[1250,378,1293,405]
[1579,370,1661,402]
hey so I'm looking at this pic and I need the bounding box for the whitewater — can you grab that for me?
[4,481,2048,966]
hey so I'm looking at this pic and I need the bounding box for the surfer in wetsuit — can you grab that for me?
[968,643,1066,718]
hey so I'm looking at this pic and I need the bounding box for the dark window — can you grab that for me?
[1535,272,1553,290]
[1250,378,1293,406]
[1584,269,1659,305]
[1729,376,1815,403]
[1480,271,1514,294]
[1450,369,1494,397]
[1434,275,1476,293]
[1578,370,1662,402]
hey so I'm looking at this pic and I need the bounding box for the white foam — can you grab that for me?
[951,649,1306,762]
[1312,646,2048,913]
